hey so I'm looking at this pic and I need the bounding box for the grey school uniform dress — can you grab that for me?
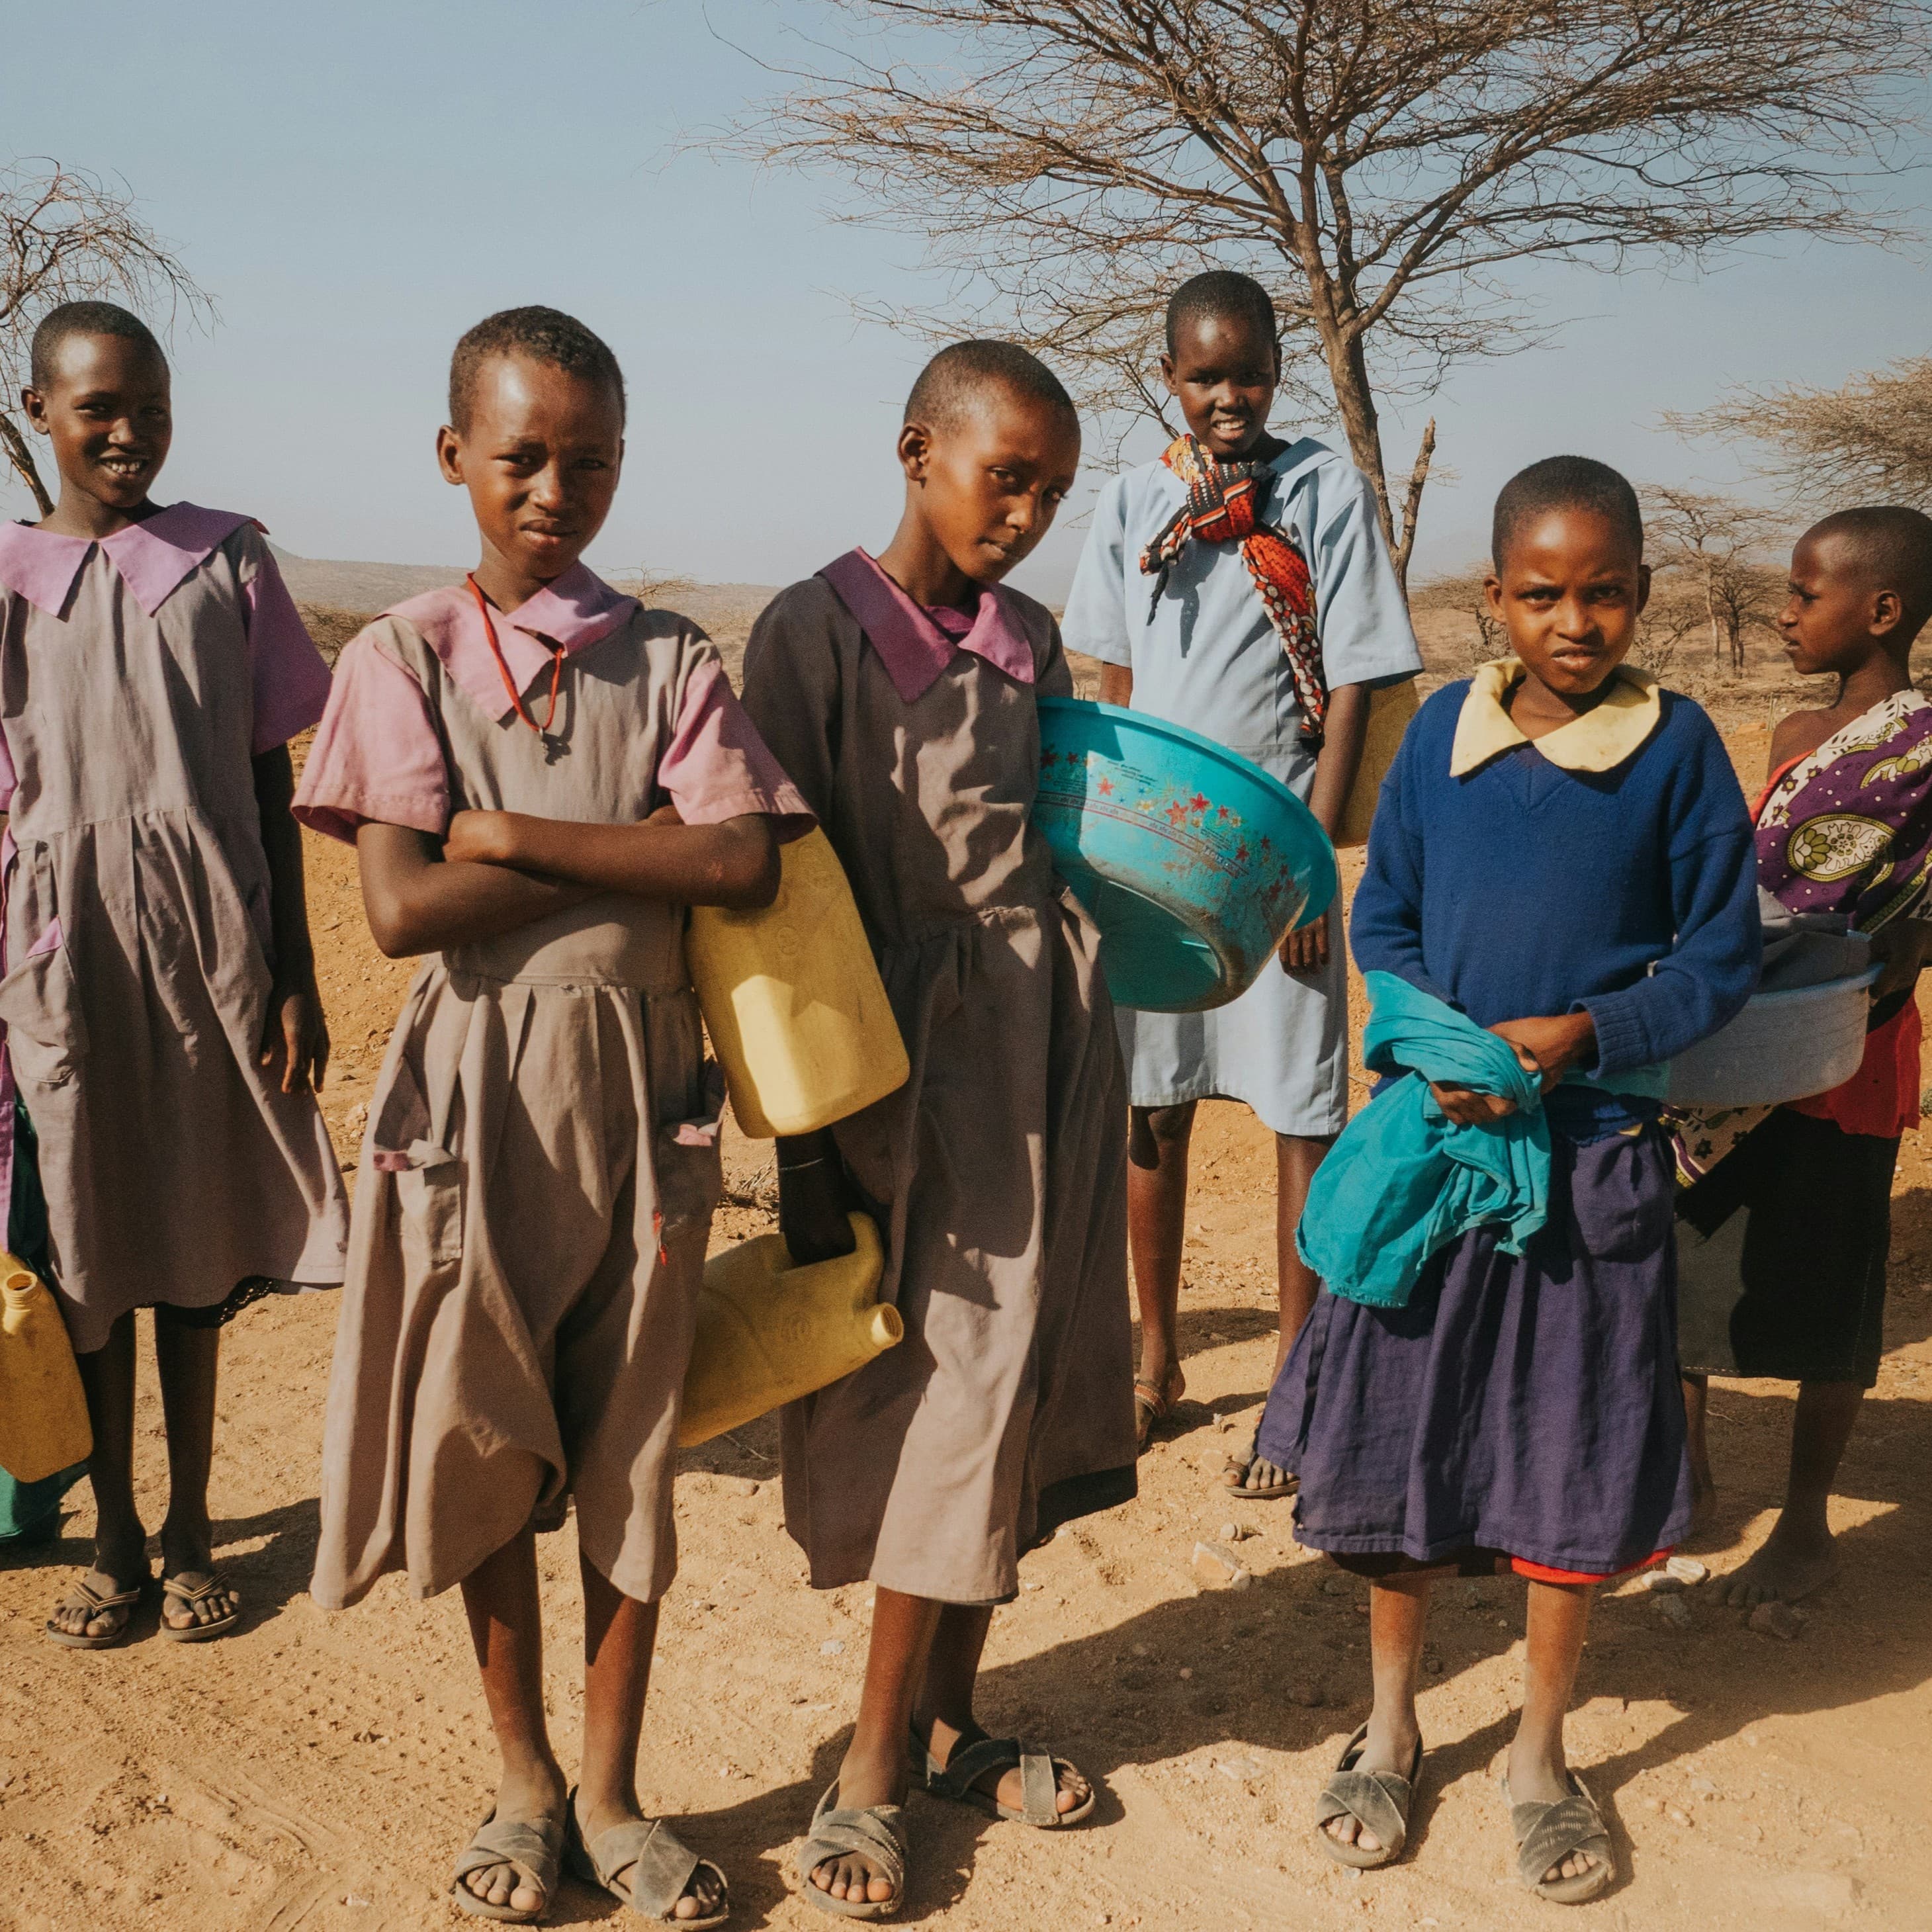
[0,505,347,1356]
[1061,439,1423,1137]
[741,552,1137,1607]
[296,569,807,1607]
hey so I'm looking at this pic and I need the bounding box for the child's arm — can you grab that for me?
[443,805,779,910]
[252,744,330,1093]
[1280,681,1372,974]
[355,822,599,959]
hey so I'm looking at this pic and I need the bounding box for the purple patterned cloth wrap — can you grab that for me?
[1258,1128,1692,1574]
[1756,691,1932,932]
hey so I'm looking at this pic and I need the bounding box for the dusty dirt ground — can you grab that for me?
[3,658,1931,1932]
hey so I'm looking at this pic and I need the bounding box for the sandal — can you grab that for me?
[451,1804,566,1924]
[1501,1770,1614,1905]
[1134,1370,1184,1452]
[159,1570,242,1642]
[566,1790,728,1927]
[797,1779,908,1921]
[911,1725,1096,1827]
[1221,1427,1297,1501]
[1314,1722,1423,1870]
[44,1569,148,1650]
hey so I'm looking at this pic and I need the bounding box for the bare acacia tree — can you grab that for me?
[1666,356,1932,512]
[1642,487,1784,674]
[1,160,212,516]
[748,0,1925,586]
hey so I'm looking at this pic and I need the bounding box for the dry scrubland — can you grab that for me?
[3,588,1929,1932]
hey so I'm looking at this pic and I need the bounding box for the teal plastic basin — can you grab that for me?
[1034,697,1338,1013]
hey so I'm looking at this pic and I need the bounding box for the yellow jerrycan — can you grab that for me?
[1335,676,1420,850]
[0,1252,91,1482]
[680,1212,901,1446]
[688,827,910,1139]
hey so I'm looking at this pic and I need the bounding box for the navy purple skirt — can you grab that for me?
[1258,1125,1692,1578]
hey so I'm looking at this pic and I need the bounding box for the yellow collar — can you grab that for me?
[1449,658,1661,778]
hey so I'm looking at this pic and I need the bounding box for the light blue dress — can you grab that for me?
[1061,437,1423,1135]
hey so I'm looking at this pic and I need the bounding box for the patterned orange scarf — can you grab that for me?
[1139,433,1325,742]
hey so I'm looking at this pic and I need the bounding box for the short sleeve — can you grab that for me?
[236,533,335,752]
[1306,461,1425,690]
[1059,475,1135,667]
[659,649,814,832]
[292,626,451,844]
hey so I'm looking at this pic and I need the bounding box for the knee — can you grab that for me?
[1129,1104,1195,1167]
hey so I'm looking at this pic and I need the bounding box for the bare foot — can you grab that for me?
[810,1748,904,1911]
[461,1766,566,1917]
[916,1716,1092,1820]
[1720,1523,1840,1608]
[1505,1748,1604,1890]
[1320,1716,1418,1857]
[576,1791,724,1922]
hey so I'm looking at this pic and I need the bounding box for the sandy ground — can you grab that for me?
[4,687,1931,1932]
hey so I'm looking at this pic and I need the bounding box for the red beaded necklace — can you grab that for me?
[467,574,565,734]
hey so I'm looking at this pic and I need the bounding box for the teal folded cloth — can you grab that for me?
[1299,973,1664,1309]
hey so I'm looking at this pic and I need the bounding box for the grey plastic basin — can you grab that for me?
[1664,966,1882,1109]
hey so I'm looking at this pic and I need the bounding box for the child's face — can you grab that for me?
[900,388,1080,584]
[437,353,623,586]
[1485,509,1650,701]
[1778,529,1904,676]
[22,333,173,513]
[1160,311,1279,459]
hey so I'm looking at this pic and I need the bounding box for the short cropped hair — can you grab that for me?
[29,300,165,390]
[1164,271,1279,357]
[904,339,1076,433]
[1492,456,1644,570]
[447,306,626,433]
[1807,505,1932,637]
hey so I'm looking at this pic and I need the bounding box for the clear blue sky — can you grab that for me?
[5,1,1926,599]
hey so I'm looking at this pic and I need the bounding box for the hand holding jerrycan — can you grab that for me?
[683,828,910,1435]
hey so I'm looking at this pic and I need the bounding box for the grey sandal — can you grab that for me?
[797,1780,908,1921]
[1221,1428,1297,1501]
[566,1792,728,1927]
[159,1571,242,1643]
[910,1726,1095,1827]
[1315,1722,1423,1870]
[44,1571,147,1650]
[1502,1771,1615,1904]
[450,1806,566,1923]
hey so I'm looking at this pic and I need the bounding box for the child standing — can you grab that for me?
[297,307,807,1925]
[1259,459,1758,1901]
[1061,271,1421,1494]
[1677,507,1932,1606]
[1,302,347,1649]
[739,341,1135,1918]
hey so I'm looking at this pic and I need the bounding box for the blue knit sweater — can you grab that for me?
[1350,679,1761,1135]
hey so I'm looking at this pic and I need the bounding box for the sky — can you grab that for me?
[3,1,1927,601]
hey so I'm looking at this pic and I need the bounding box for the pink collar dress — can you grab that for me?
[738,549,1136,1606]
[295,567,810,1608]
[0,505,347,1352]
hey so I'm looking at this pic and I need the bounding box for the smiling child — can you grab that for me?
[0,301,347,1651]
[1258,458,1758,1902]
[1061,271,1421,1495]
[296,306,808,1926]
[738,341,1135,1918]
[1677,506,1932,1609]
